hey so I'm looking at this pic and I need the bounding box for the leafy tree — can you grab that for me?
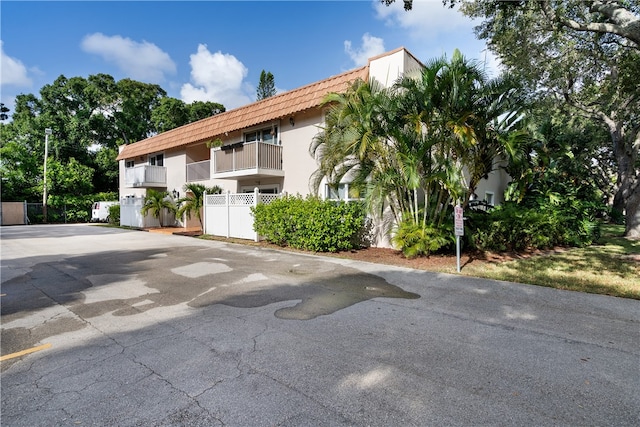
[447,0,640,47]
[188,100,225,122]
[1,72,228,219]
[151,97,189,133]
[394,51,527,209]
[176,183,222,229]
[91,146,119,194]
[257,70,276,100]
[444,0,640,238]
[389,0,640,45]
[38,75,98,164]
[505,103,615,208]
[46,157,94,197]
[0,103,9,121]
[111,78,167,145]
[1,73,216,203]
[141,189,176,228]
[151,99,225,133]
[0,121,42,201]
[381,0,414,11]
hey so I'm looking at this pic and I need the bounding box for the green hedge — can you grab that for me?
[466,200,601,252]
[251,195,368,252]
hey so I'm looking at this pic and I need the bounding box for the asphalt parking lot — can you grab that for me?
[1,224,639,426]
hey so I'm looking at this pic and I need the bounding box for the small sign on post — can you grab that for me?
[454,205,464,237]
[454,205,464,272]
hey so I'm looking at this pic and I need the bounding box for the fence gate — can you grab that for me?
[120,197,146,228]
[1,202,28,225]
[203,189,280,241]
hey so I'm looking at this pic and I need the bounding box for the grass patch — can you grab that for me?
[462,224,640,299]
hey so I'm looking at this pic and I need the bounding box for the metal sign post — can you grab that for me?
[43,128,52,223]
[454,204,464,273]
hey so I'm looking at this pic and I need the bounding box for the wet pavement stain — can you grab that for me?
[189,268,421,320]
[274,277,421,320]
[2,247,421,327]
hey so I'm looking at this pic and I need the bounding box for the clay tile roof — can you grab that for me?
[116,65,369,160]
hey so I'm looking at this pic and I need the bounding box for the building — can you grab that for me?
[116,47,509,239]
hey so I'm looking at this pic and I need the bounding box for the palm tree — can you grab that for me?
[311,78,401,218]
[176,183,222,229]
[395,50,526,210]
[311,51,527,250]
[140,189,176,227]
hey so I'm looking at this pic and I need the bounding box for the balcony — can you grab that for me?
[186,160,211,182]
[124,165,167,188]
[213,141,284,179]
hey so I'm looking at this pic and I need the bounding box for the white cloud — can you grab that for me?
[81,33,176,83]
[372,0,503,77]
[180,44,252,110]
[0,40,32,87]
[344,33,386,66]
[374,0,473,38]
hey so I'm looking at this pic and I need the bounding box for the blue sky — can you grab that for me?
[1,1,498,117]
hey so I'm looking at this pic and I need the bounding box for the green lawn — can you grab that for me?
[461,224,640,299]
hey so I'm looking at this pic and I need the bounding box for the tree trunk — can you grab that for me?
[600,114,639,239]
[624,183,640,240]
[612,188,625,218]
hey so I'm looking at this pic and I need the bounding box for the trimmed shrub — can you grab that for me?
[251,195,368,252]
[108,204,120,225]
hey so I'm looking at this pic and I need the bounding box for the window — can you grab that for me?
[244,126,278,144]
[245,131,258,143]
[326,184,346,200]
[485,191,494,206]
[149,153,164,166]
[325,183,360,201]
[262,127,277,144]
[125,160,134,168]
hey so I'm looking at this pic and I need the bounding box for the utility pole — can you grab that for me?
[43,128,52,223]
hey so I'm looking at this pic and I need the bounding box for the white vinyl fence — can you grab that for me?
[120,196,175,228]
[120,196,153,228]
[203,189,280,241]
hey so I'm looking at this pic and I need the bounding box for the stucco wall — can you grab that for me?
[280,109,323,196]
[369,48,423,87]
[165,149,186,197]
[474,165,510,205]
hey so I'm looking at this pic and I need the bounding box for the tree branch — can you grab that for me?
[540,0,640,48]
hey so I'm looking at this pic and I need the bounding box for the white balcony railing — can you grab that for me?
[124,165,167,187]
[214,141,282,176]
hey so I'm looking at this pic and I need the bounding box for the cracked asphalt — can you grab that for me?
[1,224,639,426]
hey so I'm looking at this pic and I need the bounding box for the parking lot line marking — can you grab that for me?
[0,294,6,296]
[0,343,52,361]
